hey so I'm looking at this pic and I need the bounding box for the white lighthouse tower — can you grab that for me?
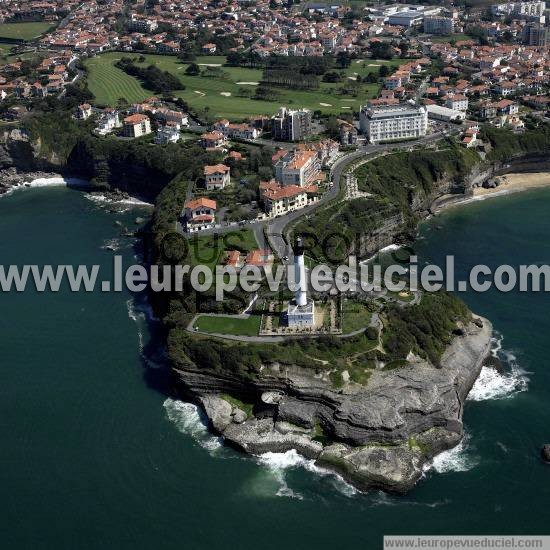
[287,237,315,328]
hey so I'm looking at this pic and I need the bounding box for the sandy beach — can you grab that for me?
[473,171,550,197]
[431,171,550,213]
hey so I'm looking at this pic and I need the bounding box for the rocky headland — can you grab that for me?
[173,316,492,493]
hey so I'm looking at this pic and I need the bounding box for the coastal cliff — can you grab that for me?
[172,317,492,493]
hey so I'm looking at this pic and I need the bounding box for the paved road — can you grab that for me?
[265,130,453,262]
[183,129,455,260]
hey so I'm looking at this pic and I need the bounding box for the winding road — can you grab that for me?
[184,128,456,264]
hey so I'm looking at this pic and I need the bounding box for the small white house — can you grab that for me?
[204,164,231,190]
[155,123,180,145]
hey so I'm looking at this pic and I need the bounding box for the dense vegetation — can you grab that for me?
[383,292,471,365]
[297,196,402,264]
[115,57,184,93]
[296,143,480,264]
[168,324,378,384]
[356,142,480,210]
[480,124,550,162]
[67,137,215,199]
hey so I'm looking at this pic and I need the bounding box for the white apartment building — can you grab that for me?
[94,109,121,135]
[155,123,180,145]
[359,104,428,143]
[492,1,546,22]
[260,181,310,216]
[122,114,152,138]
[445,94,469,111]
[274,150,320,187]
[128,16,158,33]
[424,16,455,35]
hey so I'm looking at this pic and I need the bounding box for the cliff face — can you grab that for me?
[0,129,175,201]
[173,317,493,493]
[0,129,61,172]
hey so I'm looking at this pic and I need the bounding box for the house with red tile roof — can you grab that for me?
[183,197,217,232]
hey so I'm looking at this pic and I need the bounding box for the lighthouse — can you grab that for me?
[294,237,308,307]
[286,236,315,328]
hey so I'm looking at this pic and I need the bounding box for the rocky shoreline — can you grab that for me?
[173,316,493,494]
[0,167,61,195]
[0,168,152,209]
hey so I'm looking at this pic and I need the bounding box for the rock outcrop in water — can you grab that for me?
[541,445,550,463]
[173,317,492,493]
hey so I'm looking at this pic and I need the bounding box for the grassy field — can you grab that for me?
[342,300,372,334]
[186,228,259,269]
[195,314,261,336]
[429,33,476,43]
[85,52,412,119]
[0,22,52,40]
[0,42,50,65]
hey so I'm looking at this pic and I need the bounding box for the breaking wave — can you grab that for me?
[163,398,223,452]
[1,176,89,198]
[430,436,478,474]
[257,450,357,499]
[468,333,528,401]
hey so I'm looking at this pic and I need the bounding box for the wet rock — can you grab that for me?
[541,445,550,463]
[174,317,493,493]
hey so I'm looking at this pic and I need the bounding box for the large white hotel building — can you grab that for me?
[359,104,428,144]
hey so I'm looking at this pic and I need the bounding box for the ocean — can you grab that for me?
[0,185,548,549]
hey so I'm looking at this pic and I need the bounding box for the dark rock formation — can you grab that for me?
[173,317,493,493]
[541,445,550,463]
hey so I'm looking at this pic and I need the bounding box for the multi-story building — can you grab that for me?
[122,114,152,138]
[200,131,227,150]
[128,16,158,33]
[492,1,546,21]
[271,107,312,141]
[274,150,320,187]
[445,94,469,111]
[523,22,549,45]
[212,120,261,140]
[339,121,358,146]
[260,180,311,216]
[359,105,428,144]
[94,109,121,136]
[155,123,180,145]
[424,16,455,35]
[204,164,231,191]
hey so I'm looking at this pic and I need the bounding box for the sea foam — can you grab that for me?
[468,333,528,401]
[257,449,358,499]
[430,436,478,474]
[163,398,223,451]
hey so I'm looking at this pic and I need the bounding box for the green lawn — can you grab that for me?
[186,228,259,269]
[342,300,372,334]
[84,53,413,119]
[195,314,261,336]
[429,33,476,43]
[0,22,52,40]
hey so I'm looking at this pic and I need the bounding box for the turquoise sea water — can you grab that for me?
[1,186,549,549]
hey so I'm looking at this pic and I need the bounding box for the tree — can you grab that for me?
[322,71,342,83]
[365,72,378,84]
[379,65,390,78]
[336,51,352,69]
[370,41,394,60]
[185,63,200,76]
